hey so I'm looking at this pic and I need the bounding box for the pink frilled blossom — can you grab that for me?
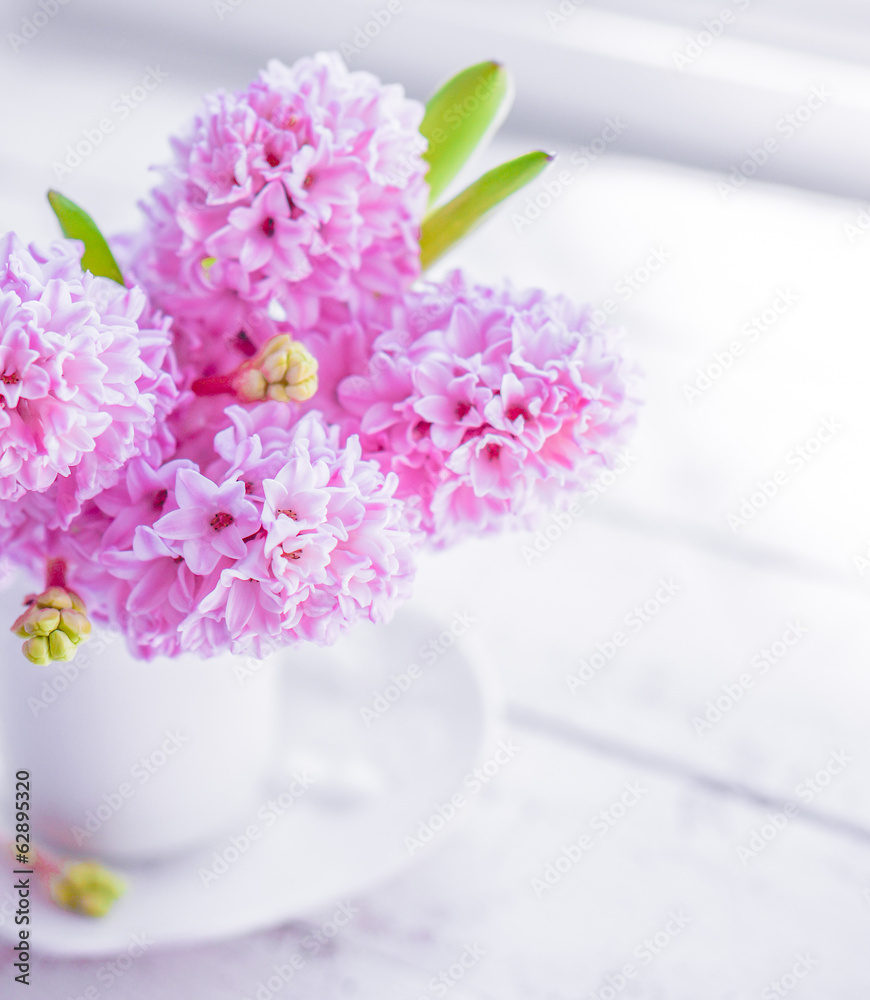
[45,407,420,659]
[334,271,641,545]
[0,233,180,531]
[130,52,428,378]
[154,469,260,574]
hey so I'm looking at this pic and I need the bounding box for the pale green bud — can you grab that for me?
[48,630,76,662]
[58,608,91,643]
[22,636,51,666]
[233,367,268,402]
[39,586,74,610]
[11,586,92,665]
[15,606,61,638]
[234,335,319,403]
[50,861,126,918]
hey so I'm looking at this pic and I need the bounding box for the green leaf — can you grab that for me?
[47,190,124,285]
[420,150,554,270]
[421,60,512,208]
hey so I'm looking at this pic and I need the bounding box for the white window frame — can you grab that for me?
[58,0,870,197]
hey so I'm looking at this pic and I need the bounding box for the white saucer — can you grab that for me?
[0,607,498,956]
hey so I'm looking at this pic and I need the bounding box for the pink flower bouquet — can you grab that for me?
[1,55,639,665]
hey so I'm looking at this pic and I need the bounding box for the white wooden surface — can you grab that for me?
[2,24,870,1000]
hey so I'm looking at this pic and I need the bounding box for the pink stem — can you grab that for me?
[45,558,67,590]
[32,845,64,887]
[8,837,63,886]
[191,373,237,397]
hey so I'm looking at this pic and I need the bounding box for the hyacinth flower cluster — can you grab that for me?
[331,273,637,545]
[48,407,418,659]
[131,52,429,374]
[1,54,639,667]
[0,232,178,529]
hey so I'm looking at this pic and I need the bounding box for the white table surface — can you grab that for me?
[2,29,870,1000]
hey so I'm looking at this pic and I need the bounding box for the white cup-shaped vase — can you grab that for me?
[0,578,282,864]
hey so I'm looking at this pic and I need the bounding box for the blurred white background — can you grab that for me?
[5,0,870,208]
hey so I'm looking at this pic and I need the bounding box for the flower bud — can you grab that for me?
[48,630,76,662]
[233,334,318,403]
[39,586,76,610]
[58,608,91,642]
[14,606,60,638]
[11,586,92,664]
[22,636,50,666]
[50,861,126,918]
[233,367,268,402]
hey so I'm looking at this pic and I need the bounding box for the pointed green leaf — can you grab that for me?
[421,60,512,207]
[420,151,554,270]
[47,190,124,285]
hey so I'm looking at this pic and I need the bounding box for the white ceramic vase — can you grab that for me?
[0,578,283,864]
